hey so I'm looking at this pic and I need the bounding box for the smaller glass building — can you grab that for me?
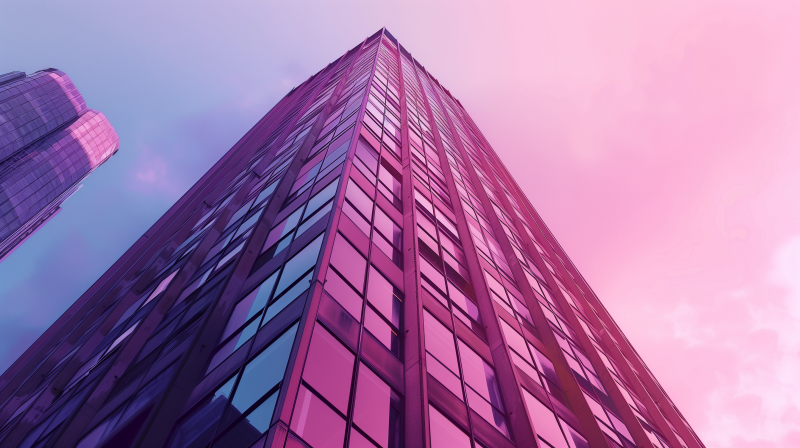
[0,69,120,262]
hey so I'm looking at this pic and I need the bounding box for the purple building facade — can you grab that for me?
[0,31,703,448]
[0,69,120,262]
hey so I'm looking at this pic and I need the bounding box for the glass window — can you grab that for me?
[355,138,379,174]
[230,324,298,413]
[522,389,568,448]
[374,208,401,248]
[166,377,235,448]
[291,385,346,448]
[457,341,503,411]
[345,181,374,221]
[353,367,401,448]
[423,312,459,374]
[325,268,363,321]
[275,234,324,295]
[264,207,304,252]
[365,307,399,355]
[349,428,379,448]
[233,210,262,239]
[145,271,178,305]
[298,200,333,237]
[420,258,446,294]
[366,268,401,328]
[263,272,312,323]
[305,177,340,218]
[428,406,470,448]
[212,392,277,446]
[499,320,529,361]
[302,324,354,413]
[330,235,367,293]
[560,419,590,448]
[447,283,480,324]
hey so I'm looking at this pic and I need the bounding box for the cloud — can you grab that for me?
[691,236,800,447]
[128,144,180,196]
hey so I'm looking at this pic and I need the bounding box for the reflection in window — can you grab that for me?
[522,389,568,448]
[230,323,298,414]
[275,234,324,294]
[330,234,367,293]
[302,324,354,413]
[325,268,363,321]
[353,366,401,448]
[291,385,346,448]
[429,406,470,448]
[165,377,235,448]
[458,340,508,437]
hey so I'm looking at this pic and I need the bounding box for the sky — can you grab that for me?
[2,1,800,447]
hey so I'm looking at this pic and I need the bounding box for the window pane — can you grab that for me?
[457,340,504,412]
[378,165,401,198]
[429,406,470,448]
[330,234,367,292]
[522,389,568,448]
[560,418,590,448]
[447,283,480,324]
[303,325,354,413]
[365,307,399,355]
[246,272,278,319]
[291,385,346,448]
[349,428,378,448]
[298,201,333,237]
[306,177,340,218]
[366,268,401,328]
[264,207,303,251]
[374,208,401,248]
[325,269,363,321]
[345,181,374,221]
[167,377,235,448]
[420,259,446,294]
[499,320,530,362]
[353,367,400,448]
[355,138,379,174]
[423,312,459,374]
[263,272,312,324]
[275,234,324,294]
[230,324,298,413]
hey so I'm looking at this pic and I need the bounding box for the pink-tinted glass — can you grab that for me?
[325,269,363,321]
[522,389,568,448]
[428,406,470,448]
[353,367,399,448]
[330,234,367,292]
[366,268,401,328]
[291,385,346,448]
[302,324,354,413]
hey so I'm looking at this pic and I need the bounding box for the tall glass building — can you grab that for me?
[0,69,120,262]
[0,30,703,448]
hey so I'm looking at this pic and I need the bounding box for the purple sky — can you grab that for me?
[3,2,800,447]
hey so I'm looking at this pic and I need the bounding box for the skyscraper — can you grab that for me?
[0,69,120,262]
[0,30,704,448]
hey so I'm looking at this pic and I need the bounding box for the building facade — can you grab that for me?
[0,30,703,448]
[0,69,120,262]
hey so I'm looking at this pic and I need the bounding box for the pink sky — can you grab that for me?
[3,1,800,446]
[431,2,800,447]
